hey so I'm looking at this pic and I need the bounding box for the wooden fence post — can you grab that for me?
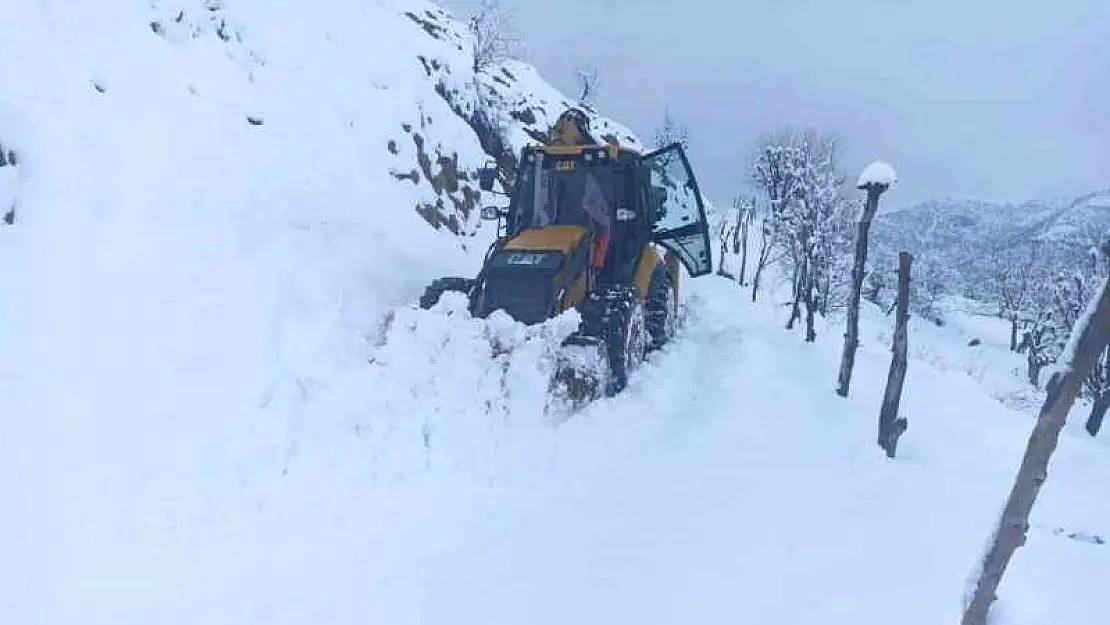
[837,182,886,397]
[962,275,1110,625]
[878,251,911,458]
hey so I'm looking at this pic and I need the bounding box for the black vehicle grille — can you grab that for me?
[480,251,565,324]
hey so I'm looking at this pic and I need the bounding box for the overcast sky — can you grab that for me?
[443,0,1108,210]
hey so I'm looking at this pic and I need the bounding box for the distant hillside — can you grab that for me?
[871,190,1110,298]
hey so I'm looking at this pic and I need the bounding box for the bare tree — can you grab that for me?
[837,167,894,397]
[812,197,854,316]
[962,273,1110,625]
[753,130,846,342]
[654,108,689,149]
[715,217,738,281]
[468,0,519,73]
[787,258,806,331]
[1023,239,1110,395]
[715,196,755,285]
[750,206,780,302]
[863,267,886,305]
[1027,271,1092,388]
[796,133,849,338]
[750,132,803,313]
[749,134,805,328]
[735,196,755,285]
[1071,243,1110,435]
[575,64,600,108]
[745,132,799,306]
[908,257,947,325]
[992,244,1041,351]
[1024,301,1058,388]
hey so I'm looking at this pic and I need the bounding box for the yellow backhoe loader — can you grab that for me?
[420,108,712,399]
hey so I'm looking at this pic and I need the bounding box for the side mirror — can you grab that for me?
[480,205,502,220]
[477,164,497,192]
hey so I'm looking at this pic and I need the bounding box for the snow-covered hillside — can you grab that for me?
[0,0,643,239]
[872,190,1110,298]
[3,2,1109,625]
[0,0,643,620]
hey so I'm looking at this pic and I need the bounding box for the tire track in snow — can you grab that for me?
[403,279,871,625]
[598,283,749,451]
[325,278,1110,625]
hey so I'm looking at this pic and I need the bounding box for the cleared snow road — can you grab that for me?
[349,277,1110,625]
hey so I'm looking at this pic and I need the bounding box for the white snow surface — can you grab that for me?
[2,2,1109,625]
[858,160,898,188]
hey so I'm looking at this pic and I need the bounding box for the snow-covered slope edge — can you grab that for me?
[0,1,646,622]
[0,0,644,243]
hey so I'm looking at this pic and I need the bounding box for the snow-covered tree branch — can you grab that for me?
[653,108,689,150]
[750,129,849,341]
[990,243,1041,350]
[716,195,756,285]
[1022,238,1110,433]
[467,0,519,74]
[575,64,600,108]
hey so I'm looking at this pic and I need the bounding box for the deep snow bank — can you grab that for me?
[0,0,643,622]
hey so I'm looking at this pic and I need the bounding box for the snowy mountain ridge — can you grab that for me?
[872,189,1110,297]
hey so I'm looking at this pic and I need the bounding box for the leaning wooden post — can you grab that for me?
[1,144,16,225]
[961,274,1110,625]
[837,161,896,397]
[877,251,911,458]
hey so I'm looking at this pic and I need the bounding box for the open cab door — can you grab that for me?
[641,143,712,277]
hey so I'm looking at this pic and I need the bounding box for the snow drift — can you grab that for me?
[0,0,641,622]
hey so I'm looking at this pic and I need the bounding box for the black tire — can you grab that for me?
[579,285,648,396]
[419,277,475,310]
[644,264,677,350]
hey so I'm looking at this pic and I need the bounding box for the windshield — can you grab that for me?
[512,155,614,234]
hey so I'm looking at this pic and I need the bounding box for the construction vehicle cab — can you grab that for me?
[420,109,712,397]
